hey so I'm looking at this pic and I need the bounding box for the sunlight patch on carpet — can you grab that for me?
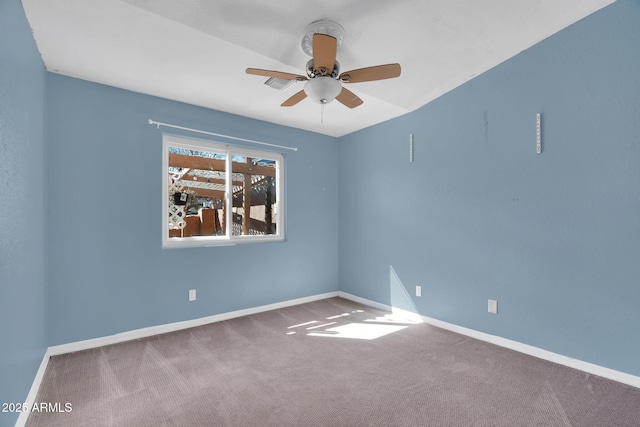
[307,322,408,340]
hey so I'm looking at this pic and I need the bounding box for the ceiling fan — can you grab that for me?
[246,20,401,109]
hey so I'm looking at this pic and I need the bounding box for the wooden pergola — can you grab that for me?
[169,152,276,236]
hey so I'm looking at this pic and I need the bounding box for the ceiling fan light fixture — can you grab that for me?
[246,18,400,110]
[304,77,342,104]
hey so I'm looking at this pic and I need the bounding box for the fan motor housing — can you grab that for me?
[306,59,340,79]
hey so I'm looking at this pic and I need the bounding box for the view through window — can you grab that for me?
[163,135,284,247]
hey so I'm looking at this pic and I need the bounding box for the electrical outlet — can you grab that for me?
[189,289,196,301]
[488,299,498,314]
[416,285,422,297]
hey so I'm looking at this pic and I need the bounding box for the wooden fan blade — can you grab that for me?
[246,68,307,81]
[313,34,337,75]
[281,90,307,107]
[335,87,363,109]
[339,63,401,83]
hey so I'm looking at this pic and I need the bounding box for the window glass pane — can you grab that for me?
[163,134,284,248]
[231,155,278,236]
[168,147,227,238]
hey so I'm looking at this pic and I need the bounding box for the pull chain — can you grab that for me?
[321,103,325,124]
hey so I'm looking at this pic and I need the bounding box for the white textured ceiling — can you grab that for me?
[22,0,614,137]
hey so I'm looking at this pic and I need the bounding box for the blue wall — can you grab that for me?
[45,75,339,345]
[0,0,48,426]
[339,0,640,376]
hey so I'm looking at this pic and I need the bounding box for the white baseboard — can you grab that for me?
[338,291,640,389]
[14,348,53,427]
[48,291,339,356]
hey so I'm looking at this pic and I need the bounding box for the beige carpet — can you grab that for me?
[26,298,640,426]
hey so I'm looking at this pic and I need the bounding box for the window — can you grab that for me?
[163,134,284,247]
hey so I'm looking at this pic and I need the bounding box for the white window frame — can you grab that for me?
[162,134,285,248]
